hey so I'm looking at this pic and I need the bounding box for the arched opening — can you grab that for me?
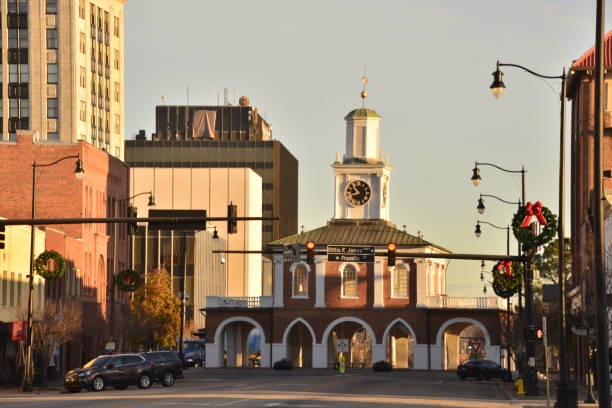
[286,321,313,368]
[439,320,487,370]
[220,321,263,368]
[384,321,415,369]
[326,321,372,368]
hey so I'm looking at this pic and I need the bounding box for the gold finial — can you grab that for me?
[361,64,368,107]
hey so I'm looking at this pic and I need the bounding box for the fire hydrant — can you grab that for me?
[515,378,525,395]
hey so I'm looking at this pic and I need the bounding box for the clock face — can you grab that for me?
[345,180,371,206]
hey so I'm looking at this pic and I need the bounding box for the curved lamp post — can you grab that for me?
[21,155,84,392]
[476,194,520,215]
[490,60,575,404]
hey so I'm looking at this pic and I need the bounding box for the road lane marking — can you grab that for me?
[263,403,328,407]
[219,398,252,406]
[156,404,211,406]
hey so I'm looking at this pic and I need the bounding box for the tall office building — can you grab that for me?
[0,0,125,159]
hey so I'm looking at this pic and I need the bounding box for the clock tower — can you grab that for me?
[332,101,392,220]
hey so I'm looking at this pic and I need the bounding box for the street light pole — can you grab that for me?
[20,155,83,392]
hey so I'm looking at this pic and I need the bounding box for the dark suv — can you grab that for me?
[457,359,511,381]
[140,351,184,386]
[64,354,154,392]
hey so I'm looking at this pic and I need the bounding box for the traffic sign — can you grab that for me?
[469,341,481,353]
[327,245,375,263]
[336,338,349,353]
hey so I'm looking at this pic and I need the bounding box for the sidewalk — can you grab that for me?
[501,379,602,408]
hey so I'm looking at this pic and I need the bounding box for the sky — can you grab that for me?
[124,0,609,297]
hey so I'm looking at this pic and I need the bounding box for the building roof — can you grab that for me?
[270,219,450,252]
[571,30,612,68]
[344,108,381,120]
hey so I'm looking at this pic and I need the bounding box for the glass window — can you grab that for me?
[9,100,18,117]
[114,16,119,37]
[8,0,17,13]
[20,99,28,117]
[18,29,28,48]
[342,264,358,297]
[0,100,3,117]
[392,263,409,297]
[47,98,58,118]
[46,0,58,14]
[47,63,58,83]
[47,132,59,140]
[9,64,18,83]
[17,0,27,12]
[19,64,28,83]
[8,30,18,48]
[123,355,142,365]
[83,356,112,368]
[292,264,308,297]
[46,29,58,49]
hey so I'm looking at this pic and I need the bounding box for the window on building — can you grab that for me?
[80,66,86,88]
[341,264,358,298]
[47,132,59,140]
[47,63,58,83]
[79,0,85,19]
[17,0,27,12]
[114,113,119,133]
[46,0,58,14]
[80,100,86,122]
[46,29,58,49]
[114,16,119,37]
[19,64,28,83]
[47,98,58,118]
[8,0,17,13]
[9,99,18,117]
[20,99,28,117]
[8,29,17,48]
[114,81,120,102]
[392,263,409,298]
[292,263,308,297]
[80,32,86,53]
[9,64,18,83]
[18,29,28,48]
[114,49,119,70]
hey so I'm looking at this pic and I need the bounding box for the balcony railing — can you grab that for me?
[425,295,508,310]
[206,296,273,309]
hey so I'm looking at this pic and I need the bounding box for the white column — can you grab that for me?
[372,343,385,365]
[271,343,286,364]
[415,260,428,308]
[413,344,429,369]
[374,260,384,308]
[315,256,326,308]
[312,344,328,368]
[235,325,243,367]
[226,326,237,367]
[260,343,271,368]
[429,344,442,370]
[205,344,222,368]
[273,256,284,307]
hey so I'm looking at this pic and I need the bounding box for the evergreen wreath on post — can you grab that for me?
[115,269,143,292]
[491,261,522,298]
[512,201,557,250]
[34,250,67,279]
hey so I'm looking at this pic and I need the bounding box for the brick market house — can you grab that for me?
[202,102,510,370]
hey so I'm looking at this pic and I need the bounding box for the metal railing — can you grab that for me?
[426,295,507,310]
[205,296,273,309]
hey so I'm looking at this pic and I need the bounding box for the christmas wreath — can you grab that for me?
[491,261,523,299]
[115,269,143,292]
[492,279,518,298]
[512,201,557,250]
[34,250,66,279]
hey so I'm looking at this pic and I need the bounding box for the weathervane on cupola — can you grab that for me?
[361,65,368,108]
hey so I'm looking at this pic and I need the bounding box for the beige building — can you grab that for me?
[130,167,263,324]
[0,0,125,159]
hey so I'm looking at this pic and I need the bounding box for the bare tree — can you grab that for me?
[17,300,82,387]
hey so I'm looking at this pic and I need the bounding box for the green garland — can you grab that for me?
[512,203,557,250]
[491,261,522,299]
[115,269,143,292]
[34,250,66,279]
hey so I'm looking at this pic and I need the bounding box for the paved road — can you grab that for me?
[0,371,522,408]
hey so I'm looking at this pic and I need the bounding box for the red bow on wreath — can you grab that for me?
[123,275,135,285]
[498,261,513,277]
[520,201,548,227]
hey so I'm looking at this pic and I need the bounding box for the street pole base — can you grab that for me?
[19,383,32,393]
[554,381,578,408]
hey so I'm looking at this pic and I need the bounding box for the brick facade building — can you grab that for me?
[0,130,129,371]
[201,103,508,370]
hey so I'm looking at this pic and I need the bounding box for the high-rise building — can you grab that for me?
[0,0,125,159]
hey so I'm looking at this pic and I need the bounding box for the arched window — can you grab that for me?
[392,263,409,298]
[341,264,358,298]
[292,263,308,297]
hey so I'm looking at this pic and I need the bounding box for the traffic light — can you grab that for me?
[536,328,544,341]
[0,225,5,250]
[387,242,396,267]
[306,241,315,265]
[227,202,237,234]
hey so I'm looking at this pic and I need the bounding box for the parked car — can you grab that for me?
[456,359,511,381]
[63,354,154,393]
[140,351,184,386]
[182,340,206,368]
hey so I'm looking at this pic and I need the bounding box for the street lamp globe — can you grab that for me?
[212,228,219,240]
[490,66,506,99]
[480,272,484,282]
[477,197,485,214]
[474,223,482,238]
[482,285,487,295]
[74,159,85,180]
[147,194,156,207]
[471,166,481,187]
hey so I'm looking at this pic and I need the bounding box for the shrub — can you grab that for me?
[372,360,392,372]
[273,358,293,370]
